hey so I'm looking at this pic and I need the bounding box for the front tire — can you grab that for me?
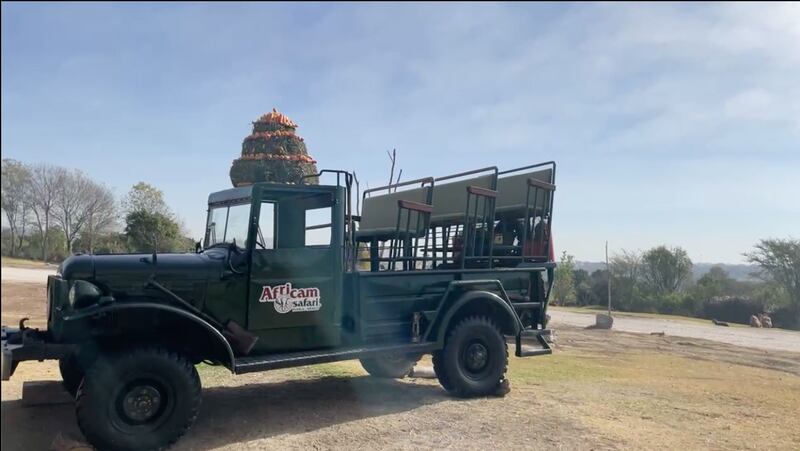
[59,354,84,397]
[360,354,419,379]
[76,347,201,451]
[433,316,508,397]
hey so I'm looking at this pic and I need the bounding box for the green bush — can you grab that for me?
[769,305,800,330]
[700,296,767,325]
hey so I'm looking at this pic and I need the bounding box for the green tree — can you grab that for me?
[694,266,734,299]
[640,246,693,295]
[610,249,642,310]
[590,269,610,307]
[552,251,576,305]
[123,182,170,216]
[573,268,596,305]
[74,232,129,255]
[124,210,180,253]
[1,159,31,257]
[122,182,193,253]
[745,238,800,323]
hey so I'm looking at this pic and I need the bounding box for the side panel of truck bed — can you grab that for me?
[347,267,549,344]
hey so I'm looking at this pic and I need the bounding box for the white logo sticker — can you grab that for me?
[259,282,322,314]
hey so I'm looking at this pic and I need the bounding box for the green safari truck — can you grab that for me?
[2,163,557,451]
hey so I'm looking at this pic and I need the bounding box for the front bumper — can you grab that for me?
[1,326,74,380]
[1,327,22,380]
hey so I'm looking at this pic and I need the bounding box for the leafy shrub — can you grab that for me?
[769,305,800,330]
[701,296,767,324]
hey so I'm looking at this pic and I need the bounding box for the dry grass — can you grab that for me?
[510,349,800,450]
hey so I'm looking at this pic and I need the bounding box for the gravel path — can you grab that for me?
[1,267,55,284]
[549,308,800,353]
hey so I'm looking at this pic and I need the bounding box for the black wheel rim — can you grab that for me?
[121,384,163,423]
[461,340,491,379]
[111,376,174,432]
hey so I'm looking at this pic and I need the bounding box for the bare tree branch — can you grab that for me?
[26,163,64,261]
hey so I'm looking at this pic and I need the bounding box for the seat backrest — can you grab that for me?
[496,168,553,215]
[359,180,432,237]
[430,169,497,225]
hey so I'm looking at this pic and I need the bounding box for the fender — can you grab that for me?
[63,302,236,371]
[431,289,523,346]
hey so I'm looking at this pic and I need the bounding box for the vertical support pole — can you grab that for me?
[487,196,496,269]
[522,184,531,260]
[431,225,438,269]
[404,209,412,271]
[471,194,480,263]
[606,240,611,316]
[370,237,379,272]
[535,187,544,257]
[444,225,451,265]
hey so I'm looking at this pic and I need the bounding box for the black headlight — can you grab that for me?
[68,280,102,309]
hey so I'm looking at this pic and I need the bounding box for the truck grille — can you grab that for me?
[46,275,68,327]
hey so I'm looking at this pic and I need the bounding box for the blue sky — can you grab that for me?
[2,2,798,263]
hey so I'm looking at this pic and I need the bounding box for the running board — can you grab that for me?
[515,329,553,357]
[234,342,439,374]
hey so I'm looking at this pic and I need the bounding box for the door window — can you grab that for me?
[305,206,332,247]
[256,202,276,250]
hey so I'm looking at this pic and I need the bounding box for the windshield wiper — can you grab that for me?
[202,242,231,252]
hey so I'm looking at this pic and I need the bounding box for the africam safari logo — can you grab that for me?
[258,283,322,314]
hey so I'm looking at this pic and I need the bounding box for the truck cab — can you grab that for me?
[203,182,346,352]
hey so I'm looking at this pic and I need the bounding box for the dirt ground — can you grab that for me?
[0,266,54,285]
[2,279,800,450]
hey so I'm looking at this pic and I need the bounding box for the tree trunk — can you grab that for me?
[64,228,71,255]
[3,210,17,256]
[19,206,27,256]
[8,229,16,257]
[88,212,94,254]
[42,213,49,262]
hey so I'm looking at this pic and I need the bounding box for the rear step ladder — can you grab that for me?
[234,342,438,374]
[515,329,553,357]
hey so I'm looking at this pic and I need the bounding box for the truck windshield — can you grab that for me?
[206,203,251,248]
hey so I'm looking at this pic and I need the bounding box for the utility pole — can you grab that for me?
[606,241,611,316]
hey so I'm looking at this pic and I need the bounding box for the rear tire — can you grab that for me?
[360,354,419,379]
[76,347,201,451]
[434,316,508,397]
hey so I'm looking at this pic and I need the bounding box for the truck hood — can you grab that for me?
[59,249,229,298]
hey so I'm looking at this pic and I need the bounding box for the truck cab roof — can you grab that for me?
[208,182,343,206]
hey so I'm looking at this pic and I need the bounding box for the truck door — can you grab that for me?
[247,186,344,352]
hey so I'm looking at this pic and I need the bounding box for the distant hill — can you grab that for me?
[692,263,760,282]
[574,261,759,282]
